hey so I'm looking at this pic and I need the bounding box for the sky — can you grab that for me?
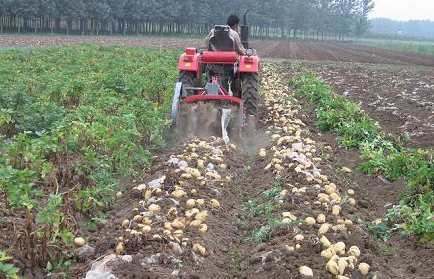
[370,0,434,21]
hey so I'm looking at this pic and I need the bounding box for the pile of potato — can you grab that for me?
[110,137,235,259]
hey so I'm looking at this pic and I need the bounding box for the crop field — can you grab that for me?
[0,36,433,279]
[356,39,434,56]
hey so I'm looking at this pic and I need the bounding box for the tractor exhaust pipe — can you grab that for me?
[240,10,249,49]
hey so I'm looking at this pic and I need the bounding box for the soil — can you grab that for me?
[1,36,433,279]
[283,61,434,149]
[1,35,434,67]
[66,63,433,279]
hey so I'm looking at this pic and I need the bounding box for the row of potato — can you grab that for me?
[259,64,370,278]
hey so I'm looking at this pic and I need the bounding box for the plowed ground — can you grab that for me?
[1,35,434,67]
[67,63,433,279]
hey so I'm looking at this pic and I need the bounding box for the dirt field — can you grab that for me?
[65,63,433,279]
[1,35,433,279]
[1,35,434,67]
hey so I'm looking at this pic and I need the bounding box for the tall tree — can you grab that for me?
[354,0,374,37]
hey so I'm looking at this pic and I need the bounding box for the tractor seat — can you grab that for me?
[209,25,235,52]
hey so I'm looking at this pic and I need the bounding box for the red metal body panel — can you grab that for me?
[202,51,238,64]
[238,55,259,73]
[183,95,243,104]
[179,53,200,71]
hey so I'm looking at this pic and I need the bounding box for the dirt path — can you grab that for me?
[1,35,434,67]
[67,63,433,279]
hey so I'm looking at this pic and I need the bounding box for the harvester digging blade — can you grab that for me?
[221,108,232,144]
[177,101,243,142]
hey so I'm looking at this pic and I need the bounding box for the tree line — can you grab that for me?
[0,0,374,39]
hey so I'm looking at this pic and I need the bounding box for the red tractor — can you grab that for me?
[171,13,259,143]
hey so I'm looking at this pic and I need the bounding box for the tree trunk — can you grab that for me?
[17,16,20,34]
[67,17,70,35]
[96,19,99,36]
[34,16,37,33]
[0,15,3,34]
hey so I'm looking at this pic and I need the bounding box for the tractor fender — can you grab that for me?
[179,53,200,72]
[238,55,259,73]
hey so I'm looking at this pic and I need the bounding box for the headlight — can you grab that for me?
[245,48,254,56]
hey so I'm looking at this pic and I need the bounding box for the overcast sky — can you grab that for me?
[370,0,434,21]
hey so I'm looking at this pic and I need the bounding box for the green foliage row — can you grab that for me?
[289,73,434,242]
[0,45,179,268]
[358,40,434,56]
[290,73,380,148]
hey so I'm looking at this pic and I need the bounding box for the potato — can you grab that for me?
[318,223,331,235]
[197,160,205,169]
[196,211,208,222]
[186,199,196,208]
[171,190,187,199]
[199,224,208,233]
[192,243,207,256]
[210,199,221,208]
[299,266,313,277]
[321,248,336,260]
[196,199,205,206]
[326,259,339,275]
[358,262,370,275]
[332,205,341,216]
[259,149,267,158]
[142,217,152,225]
[347,189,355,195]
[173,230,183,238]
[317,214,326,224]
[320,235,331,248]
[115,242,125,254]
[295,244,301,250]
[121,219,130,228]
[74,237,85,247]
[171,219,185,229]
[348,246,361,257]
[116,191,122,198]
[338,259,348,275]
[189,220,202,227]
[142,225,152,233]
[305,217,316,225]
[342,167,352,173]
[149,204,161,213]
[333,242,346,255]
[294,234,305,241]
[324,184,336,195]
[348,198,356,206]
[285,245,295,254]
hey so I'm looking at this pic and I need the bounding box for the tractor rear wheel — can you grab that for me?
[242,73,259,116]
[179,71,198,96]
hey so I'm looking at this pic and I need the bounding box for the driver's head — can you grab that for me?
[227,15,240,31]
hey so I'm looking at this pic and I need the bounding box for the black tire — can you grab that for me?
[179,71,197,96]
[242,73,259,116]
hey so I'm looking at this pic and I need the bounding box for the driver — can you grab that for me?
[205,15,246,55]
